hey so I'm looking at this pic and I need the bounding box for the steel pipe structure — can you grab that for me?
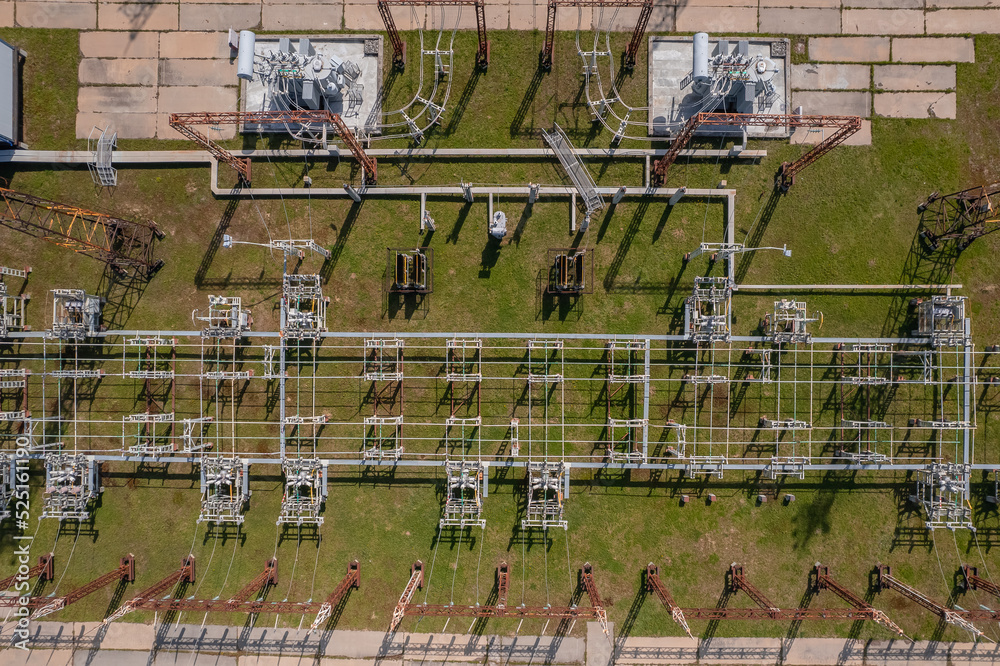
[651,113,862,191]
[540,0,652,71]
[394,561,608,630]
[813,564,905,637]
[961,565,1000,600]
[103,555,195,625]
[310,560,360,629]
[875,564,988,639]
[0,188,164,277]
[26,555,135,618]
[0,553,54,591]
[168,111,377,185]
[645,563,693,638]
[378,0,489,70]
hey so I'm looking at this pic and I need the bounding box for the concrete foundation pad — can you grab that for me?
[792,63,870,90]
[793,90,871,117]
[874,91,956,118]
[0,2,13,27]
[98,3,179,31]
[79,58,157,85]
[16,2,96,28]
[759,8,841,34]
[508,3,539,30]
[791,119,871,146]
[76,111,157,139]
[158,31,232,59]
[179,4,261,30]
[842,0,922,6]
[842,9,924,34]
[1,650,74,666]
[157,84,237,114]
[926,9,1000,33]
[809,37,890,62]
[646,4,675,31]
[891,37,974,62]
[79,85,157,113]
[674,6,756,32]
[587,621,614,666]
[874,64,956,91]
[345,3,422,30]
[484,4,507,30]
[80,31,158,58]
[160,58,233,86]
[930,0,1000,5]
[261,4,342,30]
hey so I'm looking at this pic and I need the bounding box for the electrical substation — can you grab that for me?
[0,4,999,663]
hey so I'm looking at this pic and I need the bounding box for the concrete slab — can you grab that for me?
[157,85,236,113]
[874,91,956,118]
[677,0,756,6]
[160,58,233,86]
[508,2,539,30]
[345,3,422,30]
[646,3,675,30]
[892,36,975,62]
[98,3,179,31]
[16,2,96,28]
[759,8,841,34]
[78,85,157,112]
[792,63,870,90]
[926,9,1000,33]
[844,0,921,6]
[179,4,261,30]
[80,31,158,58]
[760,0,839,6]
[929,0,1000,6]
[79,58,157,85]
[809,36,890,62]
[0,2,13,27]
[425,5,479,30]
[674,6,757,32]
[94,622,158,650]
[157,112,236,140]
[842,9,924,34]
[587,621,613,666]
[159,31,232,59]
[791,118,871,146]
[0,650,75,666]
[261,4,342,30]
[76,111,157,139]
[484,4,507,30]
[555,6,590,30]
[794,90,871,117]
[73,650,150,666]
[874,64,956,90]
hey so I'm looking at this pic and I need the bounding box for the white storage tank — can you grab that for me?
[236,30,256,81]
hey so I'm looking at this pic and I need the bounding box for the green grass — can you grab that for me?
[0,30,999,643]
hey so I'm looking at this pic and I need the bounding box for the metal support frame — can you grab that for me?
[282,274,329,340]
[0,553,54,591]
[49,289,103,341]
[646,563,693,638]
[919,183,1000,250]
[540,0,652,71]
[310,560,360,629]
[87,125,118,188]
[440,461,486,528]
[914,296,968,347]
[0,453,13,520]
[960,565,1000,600]
[168,111,377,185]
[814,564,905,637]
[0,269,29,339]
[278,458,326,526]
[0,188,163,276]
[40,454,101,521]
[909,462,972,531]
[28,555,135,618]
[876,564,985,640]
[684,277,731,343]
[548,248,593,294]
[198,458,250,524]
[523,462,568,530]
[194,295,252,339]
[364,338,404,381]
[103,555,195,625]
[527,339,563,383]
[378,0,489,70]
[363,415,404,461]
[446,338,482,381]
[123,412,175,456]
[542,124,604,221]
[606,418,646,463]
[182,416,214,453]
[767,299,821,344]
[651,113,861,190]
[388,248,433,293]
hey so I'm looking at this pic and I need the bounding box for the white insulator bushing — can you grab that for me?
[237,30,256,81]
[692,32,711,88]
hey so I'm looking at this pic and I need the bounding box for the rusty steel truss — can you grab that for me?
[168,111,377,185]
[27,555,135,619]
[391,560,608,634]
[103,554,195,625]
[0,553,54,591]
[0,188,164,277]
[541,0,652,71]
[960,565,1000,600]
[378,0,489,70]
[876,564,996,640]
[651,113,862,191]
[918,183,1000,250]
